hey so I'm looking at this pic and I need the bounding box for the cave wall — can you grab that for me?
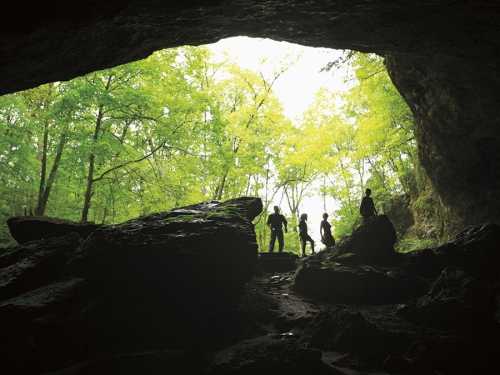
[386,54,500,229]
[2,0,500,227]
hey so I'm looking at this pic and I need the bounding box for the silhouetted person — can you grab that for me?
[299,213,314,257]
[320,213,335,248]
[360,188,377,222]
[267,206,288,252]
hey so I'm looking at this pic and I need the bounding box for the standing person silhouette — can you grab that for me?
[320,213,335,248]
[360,188,377,222]
[267,206,288,252]
[299,213,315,257]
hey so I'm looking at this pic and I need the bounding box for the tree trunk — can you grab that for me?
[81,106,104,223]
[81,74,112,223]
[35,131,68,216]
[214,169,229,200]
[34,122,49,215]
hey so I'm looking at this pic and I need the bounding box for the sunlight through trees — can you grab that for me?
[0,39,434,252]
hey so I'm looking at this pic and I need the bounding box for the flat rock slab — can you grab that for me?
[7,216,101,244]
[294,261,428,305]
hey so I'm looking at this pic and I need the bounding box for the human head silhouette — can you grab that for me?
[273,205,280,214]
[300,213,308,221]
[323,213,328,220]
[365,188,372,197]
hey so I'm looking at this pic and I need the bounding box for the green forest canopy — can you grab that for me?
[0,41,443,252]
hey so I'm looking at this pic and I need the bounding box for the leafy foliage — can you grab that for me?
[0,46,438,252]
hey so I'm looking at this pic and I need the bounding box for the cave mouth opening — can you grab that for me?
[0,36,432,253]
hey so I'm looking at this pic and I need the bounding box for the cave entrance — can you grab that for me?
[3,2,500,235]
[0,37,430,253]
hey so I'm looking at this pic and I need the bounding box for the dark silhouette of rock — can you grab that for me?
[433,223,500,280]
[65,197,262,355]
[0,197,262,374]
[2,205,500,374]
[0,233,81,300]
[337,215,397,263]
[7,216,101,244]
[0,278,88,373]
[395,223,500,283]
[399,267,497,330]
[69,197,261,305]
[42,350,206,375]
[294,259,427,305]
[291,215,429,305]
[258,252,298,273]
[308,306,420,366]
[206,335,334,375]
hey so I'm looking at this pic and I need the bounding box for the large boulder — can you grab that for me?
[0,197,263,374]
[293,256,428,305]
[67,197,262,354]
[70,197,261,307]
[7,216,101,244]
[338,215,397,263]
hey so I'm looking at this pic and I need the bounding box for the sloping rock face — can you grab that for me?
[2,1,500,227]
[0,197,262,374]
[7,216,101,244]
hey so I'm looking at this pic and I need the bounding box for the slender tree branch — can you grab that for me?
[92,141,167,183]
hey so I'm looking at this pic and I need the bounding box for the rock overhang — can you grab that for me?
[2,1,500,227]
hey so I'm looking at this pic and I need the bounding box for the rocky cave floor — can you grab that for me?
[236,270,397,375]
[2,198,500,374]
[205,266,493,375]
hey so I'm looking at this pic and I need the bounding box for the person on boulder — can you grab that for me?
[320,213,335,248]
[360,188,377,222]
[267,205,288,252]
[299,213,315,257]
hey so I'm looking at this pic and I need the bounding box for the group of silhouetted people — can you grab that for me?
[267,188,377,257]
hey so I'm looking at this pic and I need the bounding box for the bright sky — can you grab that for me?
[208,36,350,121]
[208,37,351,246]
